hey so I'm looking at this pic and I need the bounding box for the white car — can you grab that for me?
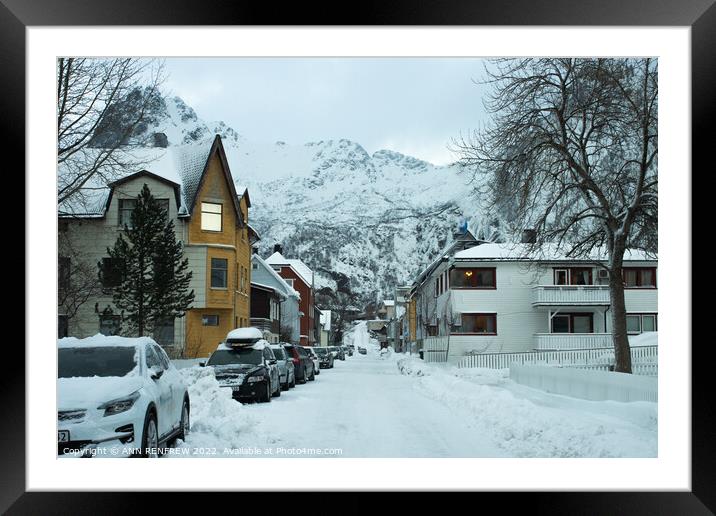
[303,346,321,376]
[58,335,190,458]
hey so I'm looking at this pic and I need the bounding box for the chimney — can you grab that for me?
[273,244,283,255]
[521,229,537,244]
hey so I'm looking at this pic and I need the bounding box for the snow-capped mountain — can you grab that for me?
[104,95,495,307]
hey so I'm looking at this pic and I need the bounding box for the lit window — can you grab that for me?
[201,202,222,231]
[449,268,496,288]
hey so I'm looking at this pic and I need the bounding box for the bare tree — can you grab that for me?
[58,227,104,324]
[57,58,166,210]
[453,58,657,373]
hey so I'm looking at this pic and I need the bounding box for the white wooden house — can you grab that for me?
[409,240,657,362]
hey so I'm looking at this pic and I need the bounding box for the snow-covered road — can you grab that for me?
[172,323,656,458]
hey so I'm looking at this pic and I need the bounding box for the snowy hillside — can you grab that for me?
[98,95,491,307]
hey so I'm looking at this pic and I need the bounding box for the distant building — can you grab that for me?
[319,309,332,346]
[250,253,301,344]
[265,247,316,345]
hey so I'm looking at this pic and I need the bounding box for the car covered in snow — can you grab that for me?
[57,335,190,458]
[313,347,335,368]
[206,329,281,403]
[270,344,296,390]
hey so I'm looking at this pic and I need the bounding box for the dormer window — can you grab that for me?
[201,202,222,231]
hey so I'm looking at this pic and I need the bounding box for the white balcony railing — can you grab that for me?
[534,333,613,351]
[532,285,610,306]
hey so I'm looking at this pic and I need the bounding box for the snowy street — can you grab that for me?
[172,324,657,458]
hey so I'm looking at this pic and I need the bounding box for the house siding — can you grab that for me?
[61,176,185,350]
[413,256,657,362]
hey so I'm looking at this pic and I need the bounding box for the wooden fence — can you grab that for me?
[457,345,658,376]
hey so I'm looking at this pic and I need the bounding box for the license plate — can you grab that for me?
[58,430,70,442]
[231,386,242,392]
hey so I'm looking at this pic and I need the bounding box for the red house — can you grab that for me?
[265,246,316,345]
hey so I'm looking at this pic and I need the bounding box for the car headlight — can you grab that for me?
[246,375,265,383]
[98,391,140,417]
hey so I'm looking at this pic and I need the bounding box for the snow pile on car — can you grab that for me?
[172,366,260,453]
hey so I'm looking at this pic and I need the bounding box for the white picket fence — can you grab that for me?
[422,337,450,363]
[457,345,658,376]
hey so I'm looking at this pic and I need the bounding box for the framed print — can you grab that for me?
[4,0,710,512]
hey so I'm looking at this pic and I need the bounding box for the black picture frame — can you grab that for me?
[4,0,707,512]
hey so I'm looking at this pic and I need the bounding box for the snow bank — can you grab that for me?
[396,357,431,377]
[172,366,260,454]
[629,332,658,347]
[397,359,657,458]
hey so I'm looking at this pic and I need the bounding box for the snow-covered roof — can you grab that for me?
[265,251,314,286]
[252,254,300,299]
[250,281,288,299]
[383,300,395,307]
[58,135,242,220]
[453,243,657,262]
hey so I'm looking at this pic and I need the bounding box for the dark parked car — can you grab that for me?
[329,346,346,361]
[358,346,367,355]
[206,341,281,403]
[341,345,353,357]
[283,343,316,384]
[313,347,335,368]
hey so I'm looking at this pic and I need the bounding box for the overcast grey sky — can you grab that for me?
[162,58,491,165]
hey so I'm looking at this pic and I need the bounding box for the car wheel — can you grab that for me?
[299,367,307,384]
[139,410,159,458]
[282,377,289,391]
[273,378,281,397]
[309,367,315,381]
[177,398,190,442]
[290,373,296,388]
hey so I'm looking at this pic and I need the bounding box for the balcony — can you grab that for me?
[532,285,610,306]
[534,333,613,351]
[249,318,280,334]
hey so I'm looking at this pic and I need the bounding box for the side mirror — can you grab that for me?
[199,361,206,367]
[150,367,164,380]
[268,359,277,365]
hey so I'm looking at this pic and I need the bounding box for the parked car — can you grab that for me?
[358,346,367,355]
[283,343,316,384]
[270,344,296,390]
[313,347,335,368]
[303,346,321,375]
[57,336,190,458]
[329,346,346,361]
[205,330,281,403]
[341,345,353,357]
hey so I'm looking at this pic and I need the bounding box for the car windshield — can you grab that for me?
[207,348,262,366]
[271,348,286,359]
[314,348,328,356]
[58,346,138,378]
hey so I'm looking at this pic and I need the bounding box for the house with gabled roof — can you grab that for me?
[250,253,301,344]
[58,135,257,358]
[265,245,316,345]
